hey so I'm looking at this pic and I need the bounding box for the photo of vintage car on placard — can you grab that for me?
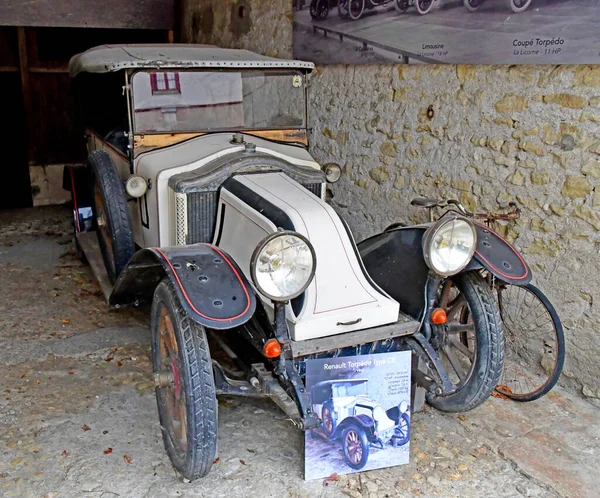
[304,351,411,479]
[309,379,410,470]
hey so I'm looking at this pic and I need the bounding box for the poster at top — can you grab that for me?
[293,0,600,65]
[304,350,411,480]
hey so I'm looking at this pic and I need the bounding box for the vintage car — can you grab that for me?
[309,379,410,470]
[64,44,528,480]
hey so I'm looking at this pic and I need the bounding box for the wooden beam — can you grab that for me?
[17,27,33,170]
[0,0,175,29]
[0,65,18,72]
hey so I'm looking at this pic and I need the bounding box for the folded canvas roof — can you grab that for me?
[69,44,315,78]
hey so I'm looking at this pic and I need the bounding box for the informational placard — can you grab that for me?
[304,351,411,480]
[293,0,600,65]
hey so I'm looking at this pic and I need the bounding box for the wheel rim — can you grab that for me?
[349,0,364,19]
[93,182,116,277]
[345,429,363,465]
[435,279,478,390]
[419,0,432,10]
[323,407,333,433]
[512,0,528,7]
[496,285,560,398]
[468,0,482,7]
[157,305,188,457]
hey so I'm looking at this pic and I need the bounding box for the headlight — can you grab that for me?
[125,175,147,198]
[422,215,477,276]
[373,405,386,422]
[250,231,316,301]
[322,163,342,183]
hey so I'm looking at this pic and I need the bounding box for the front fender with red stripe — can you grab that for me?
[471,223,531,285]
[109,244,256,330]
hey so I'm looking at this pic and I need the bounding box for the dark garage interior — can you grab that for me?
[0,0,176,209]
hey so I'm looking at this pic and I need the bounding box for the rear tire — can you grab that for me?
[152,279,218,480]
[427,272,504,412]
[416,0,434,15]
[88,151,135,283]
[496,283,565,401]
[348,0,365,19]
[464,0,482,11]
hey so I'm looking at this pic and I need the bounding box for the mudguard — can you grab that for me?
[332,415,376,440]
[471,223,531,285]
[110,244,256,330]
[358,222,531,318]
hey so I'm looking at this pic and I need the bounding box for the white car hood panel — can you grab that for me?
[215,172,400,341]
[133,133,319,247]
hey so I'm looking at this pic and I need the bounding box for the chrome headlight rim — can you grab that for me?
[422,214,477,277]
[250,230,317,302]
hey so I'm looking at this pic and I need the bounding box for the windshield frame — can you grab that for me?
[128,68,309,136]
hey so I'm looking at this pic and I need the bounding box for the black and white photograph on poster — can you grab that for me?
[304,350,411,481]
[293,0,600,65]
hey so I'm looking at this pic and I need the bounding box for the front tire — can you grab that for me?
[342,425,369,470]
[151,279,218,480]
[509,0,532,13]
[427,272,504,412]
[395,0,410,13]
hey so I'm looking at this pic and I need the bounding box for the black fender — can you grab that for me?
[63,164,94,233]
[358,223,531,318]
[109,244,256,330]
[471,223,531,285]
[332,414,375,440]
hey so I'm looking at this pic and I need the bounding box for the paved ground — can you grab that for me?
[1,206,599,497]
[294,0,600,64]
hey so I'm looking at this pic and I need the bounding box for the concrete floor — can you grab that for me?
[0,206,598,497]
[294,0,600,64]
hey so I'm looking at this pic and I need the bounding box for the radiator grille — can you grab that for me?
[186,191,219,244]
[183,182,324,245]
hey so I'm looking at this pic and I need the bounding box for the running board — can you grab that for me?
[76,231,113,303]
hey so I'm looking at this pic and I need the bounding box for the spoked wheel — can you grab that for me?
[310,0,330,20]
[152,279,218,480]
[496,283,565,401]
[88,151,135,283]
[464,0,483,12]
[509,0,532,12]
[321,403,336,436]
[342,425,369,470]
[395,0,410,13]
[427,272,504,412]
[415,0,434,15]
[338,0,350,17]
[348,0,365,20]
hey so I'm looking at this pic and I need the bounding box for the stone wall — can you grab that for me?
[180,1,600,397]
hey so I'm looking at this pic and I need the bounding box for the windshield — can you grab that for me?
[131,70,306,133]
[333,382,368,398]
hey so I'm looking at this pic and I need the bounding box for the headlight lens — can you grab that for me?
[250,231,316,301]
[423,216,477,276]
[373,405,386,422]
